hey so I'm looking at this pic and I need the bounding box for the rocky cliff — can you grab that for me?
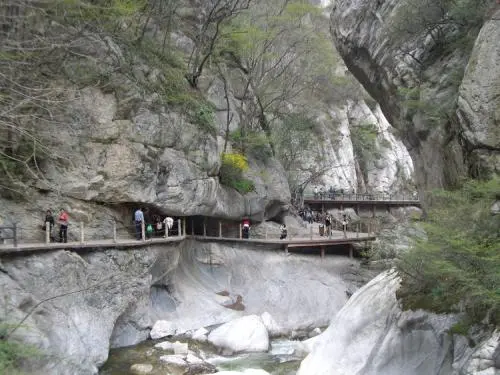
[331,0,500,190]
[0,0,416,241]
[0,244,369,375]
[297,271,500,375]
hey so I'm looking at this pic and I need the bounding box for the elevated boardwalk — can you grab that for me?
[0,227,375,258]
[303,193,421,214]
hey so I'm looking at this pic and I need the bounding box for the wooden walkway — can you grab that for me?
[303,193,421,207]
[0,232,375,257]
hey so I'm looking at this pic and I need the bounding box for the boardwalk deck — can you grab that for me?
[303,198,421,206]
[0,232,375,256]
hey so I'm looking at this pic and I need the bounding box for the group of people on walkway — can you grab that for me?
[134,208,175,240]
[299,206,349,238]
[44,208,69,243]
[313,186,354,200]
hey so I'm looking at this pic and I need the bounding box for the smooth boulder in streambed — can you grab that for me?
[208,315,269,353]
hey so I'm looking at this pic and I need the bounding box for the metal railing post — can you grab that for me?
[45,222,50,244]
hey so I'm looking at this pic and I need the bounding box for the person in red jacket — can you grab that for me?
[58,208,69,243]
[242,218,250,239]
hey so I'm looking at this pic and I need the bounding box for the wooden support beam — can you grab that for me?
[219,221,222,238]
[141,221,146,241]
[80,222,84,244]
[45,222,50,244]
[113,221,117,243]
[285,244,288,255]
[320,245,325,259]
[349,245,353,259]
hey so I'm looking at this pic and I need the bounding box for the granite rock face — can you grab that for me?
[0,241,367,375]
[457,8,500,178]
[297,270,500,375]
[331,0,500,188]
[297,271,457,375]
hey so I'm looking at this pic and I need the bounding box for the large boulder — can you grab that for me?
[208,315,269,353]
[0,248,167,375]
[297,270,457,375]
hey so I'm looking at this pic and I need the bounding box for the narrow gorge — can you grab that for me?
[0,1,498,375]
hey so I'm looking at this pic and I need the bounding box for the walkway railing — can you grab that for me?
[303,192,420,202]
[0,217,377,252]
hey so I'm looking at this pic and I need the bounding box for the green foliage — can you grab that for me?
[187,103,217,134]
[0,325,39,374]
[350,121,381,178]
[273,113,317,169]
[397,86,447,127]
[390,0,491,50]
[219,153,255,194]
[396,179,500,329]
[230,129,272,161]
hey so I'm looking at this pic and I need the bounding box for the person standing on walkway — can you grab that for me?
[280,224,287,240]
[44,210,55,242]
[134,208,144,240]
[58,208,69,243]
[325,214,332,238]
[341,213,348,238]
[163,216,174,235]
[242,218,250,239]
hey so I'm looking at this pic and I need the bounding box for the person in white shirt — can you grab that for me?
[163,216,174,235]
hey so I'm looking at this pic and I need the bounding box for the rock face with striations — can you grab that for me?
[0,242,367,375]
[297,270,500,375]
[330,0,500,189]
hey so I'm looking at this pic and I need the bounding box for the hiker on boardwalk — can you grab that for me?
[153,215,163,237]
[280,224,287,240]
[341,213,348,238]
[58,208,69,243]
[163,216,174,235]
[325,214,332,237]
[44,210,55,242]
[242,218,250,239]
[134,208,144,240]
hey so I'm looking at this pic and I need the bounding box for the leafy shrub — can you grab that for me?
[396,179,500,329]
[229,129,272,161]
[219,153,255,194]
[188,103,216,134]
[0,324,39,374]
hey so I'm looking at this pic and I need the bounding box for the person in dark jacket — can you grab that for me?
[44,210,55,242]
[280,224,287,240]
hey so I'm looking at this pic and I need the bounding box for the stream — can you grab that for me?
[100,338,304,375]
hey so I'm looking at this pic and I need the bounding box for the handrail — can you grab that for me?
[303,192,421,202]
[0,217,378,252]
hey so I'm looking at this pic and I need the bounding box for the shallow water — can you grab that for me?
[100,338,302,375]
